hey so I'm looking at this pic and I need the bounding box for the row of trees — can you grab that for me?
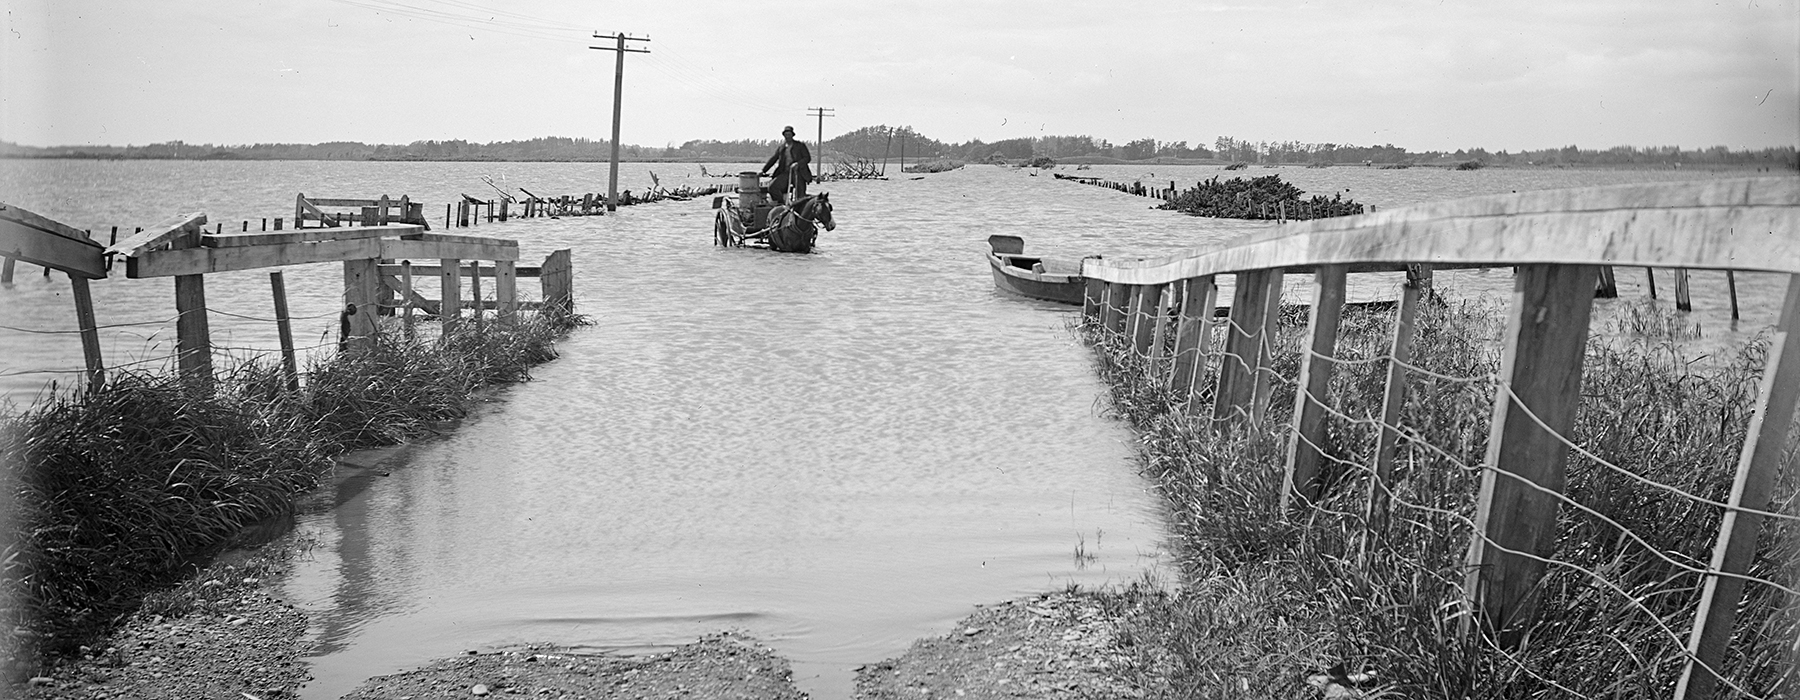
[4,132,1794,168]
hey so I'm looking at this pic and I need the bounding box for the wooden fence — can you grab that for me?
[1077,176,1798,697]
[0,204,108,391]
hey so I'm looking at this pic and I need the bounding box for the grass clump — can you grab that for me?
[1083,294,1796,697]
[1,311,584,675]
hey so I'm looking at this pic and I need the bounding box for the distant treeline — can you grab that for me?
[3,130,1794,168]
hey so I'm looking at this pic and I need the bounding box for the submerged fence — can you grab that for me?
[2,195,576,393]
[1079,177,1799,697]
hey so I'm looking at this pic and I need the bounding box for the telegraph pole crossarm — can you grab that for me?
[591,33,651,212]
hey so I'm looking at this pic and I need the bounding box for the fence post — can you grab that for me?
[1170,275,1219,414]
[540,249,573,316]
[69,274,104,392]
[440,257,462,331]
[1368,265,1432,533]
[269,271,300,392]
[1082,277,1104,324]
[1464,263,1598,647]
[500,199,509,222]
[1,257,12,284]
[494,260,517,327]
[469,260,483,327]
[1130,283,1163,360]
[171,220,213,388]
[1214,269,1278,427]
[1675,274,1800,698]
[1281,264,1347,510]
[342,259,381,352]
[1148,283,1174,375]
[1594,266,1617,298]
[1248,270,1286,425]
[1674,268,1692,311]
[1103,282,1130,337]
[1726,271,1740,321]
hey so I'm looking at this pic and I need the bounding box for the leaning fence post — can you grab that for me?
[1103,282,1130,337]
[69,273,104,392]
[1248,270,1286,425]
[1367,265,1432,534]
[1674,274,1800,698]
[1082,277,1104,324]
[1130,283,1164,360]
[1674,268,1692,312]
[1170,275,1219,414]
[269,271,299,391]
[1281,264,1347,510]
[1214,269,1279,428]
[1148,283,1175,376]
[1463,263,1598,647]
[469,260,483,327]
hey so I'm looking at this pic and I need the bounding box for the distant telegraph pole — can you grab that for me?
[807,107,835,170]
[591,32,651,211]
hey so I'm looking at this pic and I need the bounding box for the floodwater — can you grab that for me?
[0,160,1788,698]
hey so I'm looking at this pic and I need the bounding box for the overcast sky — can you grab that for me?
[3,0,1796,152]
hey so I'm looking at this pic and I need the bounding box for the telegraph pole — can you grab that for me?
[807,107,834,169]
[591,32,650,211]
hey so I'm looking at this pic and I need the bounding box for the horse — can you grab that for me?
[765,193,835,253]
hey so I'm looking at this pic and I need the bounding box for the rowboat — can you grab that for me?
[986,235,1089,305]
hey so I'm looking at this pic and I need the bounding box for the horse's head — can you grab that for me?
[803,193,835,232]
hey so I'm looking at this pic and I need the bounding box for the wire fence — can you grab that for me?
[1085,275,1796,697]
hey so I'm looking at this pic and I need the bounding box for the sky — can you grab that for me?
[2,0,1796,152]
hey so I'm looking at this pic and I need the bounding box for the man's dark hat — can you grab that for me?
[782,125,795,134]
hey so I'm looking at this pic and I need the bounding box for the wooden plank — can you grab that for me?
[1214,269,1275,427]
[0,202,98,244]
[296,196,340,228]
[105,211,205,258]
[69,274,104,392]
[1282,264,1346,510]
[1170,276,1218,414]
[1081,178,1800,285]
[203,224,420,248]
[379,264,541,278]
[129,236,518,277]
[1367,265,1431,532]
[1463,263,1598,647]
[383,274,441,315]
[0,217,108,278]
[175,273,212,385]
[398,231,520,248]
[129,237,385,277]
[304,197,389,208]
[540,249,572,315]
[1675,274,1800,698]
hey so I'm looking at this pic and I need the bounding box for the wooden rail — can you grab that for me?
[0,203,108,391]
[1077,176,1799,697]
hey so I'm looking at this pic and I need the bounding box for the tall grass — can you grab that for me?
[1087,294,1797,697]
[1,312,583,675]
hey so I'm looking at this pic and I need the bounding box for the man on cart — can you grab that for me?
[760,125,812,205]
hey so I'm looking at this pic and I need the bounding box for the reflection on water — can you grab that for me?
[1,161,1785,699]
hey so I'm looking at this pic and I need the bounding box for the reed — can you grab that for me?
[1,311,585,675]
[1084,294,1797,697]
